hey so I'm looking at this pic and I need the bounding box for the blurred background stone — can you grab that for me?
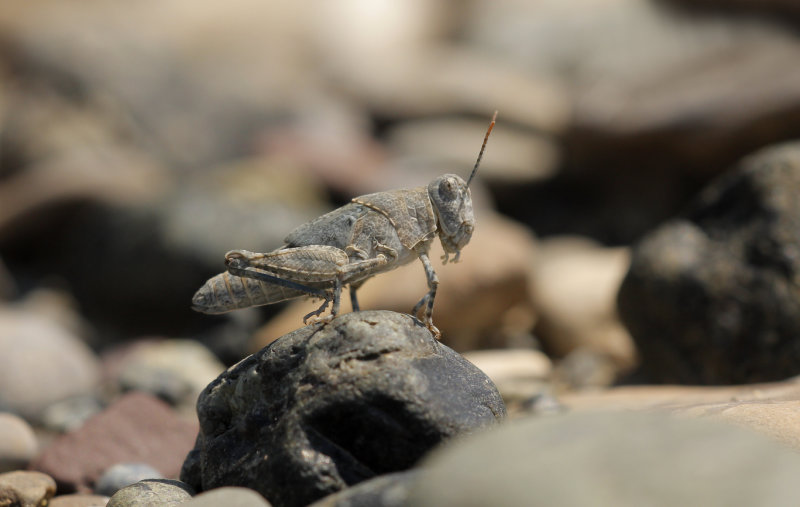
[0,412,38,473]
[619,142,800,384]
[0,306,100,422]
[31,392,197,493]
[530,236,636,374]
[95,462,165,497]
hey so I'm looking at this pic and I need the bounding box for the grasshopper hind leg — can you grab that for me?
[304,277,343,325]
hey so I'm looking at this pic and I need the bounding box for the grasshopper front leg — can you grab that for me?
[412,252,441,339]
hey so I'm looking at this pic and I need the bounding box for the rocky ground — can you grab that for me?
[2,1,800,506]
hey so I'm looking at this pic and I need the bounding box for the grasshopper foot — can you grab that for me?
[303,298,332,325]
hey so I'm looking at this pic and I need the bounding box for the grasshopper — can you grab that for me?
[192,111,497,337]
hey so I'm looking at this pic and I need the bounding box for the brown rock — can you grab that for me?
[0,470,56,507]
[49,494,111,507]
[31,392,198,493]
[251,212,538,352]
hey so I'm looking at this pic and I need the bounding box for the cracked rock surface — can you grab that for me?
[180,310,506,507]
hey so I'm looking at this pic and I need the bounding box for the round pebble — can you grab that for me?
[0,309,100,421]
[0,412,38,472]
[95,462,164,497]
[107,479,194,507]
[0,470,57,507]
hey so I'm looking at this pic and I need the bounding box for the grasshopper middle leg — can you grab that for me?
[412,252,441,339]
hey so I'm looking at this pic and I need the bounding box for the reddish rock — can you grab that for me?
[31,392,198,493]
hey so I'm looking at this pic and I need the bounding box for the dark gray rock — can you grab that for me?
[95,463,164,497]
[408,411,800,507]
[106,479,194,507]
[181,310,506,507]
[307,471,417,507]
[618,142,800,383]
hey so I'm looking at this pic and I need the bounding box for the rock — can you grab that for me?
[0,307,100,421]
[95,463,164,497]
[50,494,111,507]
[252,212,538,352]
[466,0,800,243]
[409,411,800,507]
[184,487,271,507]
[114,339,225,407]
[0,412,38,472]
[307,471,418,507]
[562,380,800,452]
[0,470,57,507]
[461,349,552,403]
[387,117,559,185]
[107,479,193,507]
[530,236,636,373]
[0,258,15,300]
[182,310,506,507]
[31,392,197,493]
[618,142,800,383]
[40,396,104,433]
[664,0,800,21]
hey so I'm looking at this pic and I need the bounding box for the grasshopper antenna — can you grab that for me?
[467,110,497,187]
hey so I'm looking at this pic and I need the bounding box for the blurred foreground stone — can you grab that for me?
[182,310,506,507]
[619,142,800,383]
[308,471,417,507]
[410,410,800,507]
[562,379,800,452]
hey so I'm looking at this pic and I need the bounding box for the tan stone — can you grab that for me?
[562,380,800,451]
[530,236,636,370]
[462,349,552,402]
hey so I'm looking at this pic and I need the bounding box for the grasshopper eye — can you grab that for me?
[438,177,459,200]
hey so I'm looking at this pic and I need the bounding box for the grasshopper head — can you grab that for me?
[428,174,474,263]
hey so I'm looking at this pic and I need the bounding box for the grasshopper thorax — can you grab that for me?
[428,174,474,263]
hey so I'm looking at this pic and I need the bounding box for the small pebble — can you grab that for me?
[50,493,111,507]
[0,412,38,472]
[0,470,57,507]
[107,479,194,507]
[95,462,164,497]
